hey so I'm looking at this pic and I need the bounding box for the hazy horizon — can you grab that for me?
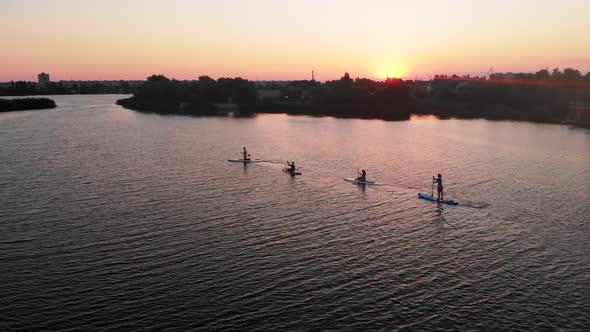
[2,0,589,81]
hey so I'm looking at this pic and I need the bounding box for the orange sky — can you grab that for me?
[1,0,589,81]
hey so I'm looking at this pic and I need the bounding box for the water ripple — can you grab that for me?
[0,95,589,331]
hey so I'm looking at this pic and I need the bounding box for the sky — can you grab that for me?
[1,0,589,81]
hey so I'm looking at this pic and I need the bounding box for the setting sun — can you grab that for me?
[371,63,409,81]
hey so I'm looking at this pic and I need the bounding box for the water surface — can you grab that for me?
[1,95,589,330]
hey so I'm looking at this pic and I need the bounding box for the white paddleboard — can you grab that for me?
[228,159,265,163]
[343,178,383,186]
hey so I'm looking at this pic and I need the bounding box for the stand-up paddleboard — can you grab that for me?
[283,168,302,176]
[418,193,458,205]
[228,159,265,163]
[343,178,383,186]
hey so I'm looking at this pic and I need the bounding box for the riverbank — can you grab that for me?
[114,73,589,124]
[116,95,570,124]
[0,98,56,112]
[117,96,413,121]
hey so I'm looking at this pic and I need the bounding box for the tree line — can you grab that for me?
[117,73,413,120]
[421,67,590,122]
[0,81,135,96]
[115,67,589,123]
[434,67,590,82]
[116,75,257,115]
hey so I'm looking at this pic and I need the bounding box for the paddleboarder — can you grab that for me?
[286,161,296,173]
[242,147,250,161]
[433,174,444,200]
[358,170,367,182]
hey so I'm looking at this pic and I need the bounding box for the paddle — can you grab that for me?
[431,176,435,198]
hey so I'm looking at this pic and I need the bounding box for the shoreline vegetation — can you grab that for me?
[0,81,134,96]
[116,73,415,121]
[117,68,590,124]
[0,98,56,112]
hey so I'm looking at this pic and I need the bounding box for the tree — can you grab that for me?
[562,68,582,81]
[551,68,562,79]
[198,75,218,101]
[198,75,215,85]
[534,69,550,80]
[119,81,130,93]
[147,74,170,82]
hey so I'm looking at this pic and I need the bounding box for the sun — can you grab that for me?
[372,64,408,80]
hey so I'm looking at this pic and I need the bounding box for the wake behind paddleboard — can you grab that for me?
[228,159,265,163]
[343,178,383,186]
[418,193,458,205]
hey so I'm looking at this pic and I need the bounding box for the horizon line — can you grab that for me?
[3,67,590,83]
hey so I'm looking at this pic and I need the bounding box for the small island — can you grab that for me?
[117,68,590,124]
[0,98,56,112]
[117,74,413,121]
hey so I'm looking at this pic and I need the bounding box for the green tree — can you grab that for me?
[198,75,218,101]
[198,75,215,85]
[534,69,550,80]
[147,74,170,82]
[562,68,582,81]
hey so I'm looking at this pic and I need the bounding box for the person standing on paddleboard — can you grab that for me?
[242,147,250,161]
[433,174,444,200]
[358,170,367,182]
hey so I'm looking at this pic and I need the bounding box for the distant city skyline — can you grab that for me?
[2,0,589,81]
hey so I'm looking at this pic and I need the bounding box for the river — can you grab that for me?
[1,95,589,330]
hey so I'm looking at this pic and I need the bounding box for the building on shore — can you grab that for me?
[489,73,516,81]
[38,73,50,88]
[257,89,281,101]
[283,86,304,100]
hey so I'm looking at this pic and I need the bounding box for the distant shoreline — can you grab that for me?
[116,96,574,125]
[116,96,413,121]
[0,98,56,112]
[111,72,590,125]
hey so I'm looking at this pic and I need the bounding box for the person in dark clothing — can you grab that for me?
[433,174,444,200]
